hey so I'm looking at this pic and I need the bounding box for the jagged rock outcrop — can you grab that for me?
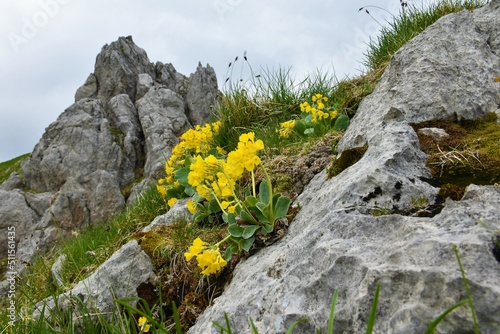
[188,2,500,333]
[33,240,156,322]
[0,36,219,286]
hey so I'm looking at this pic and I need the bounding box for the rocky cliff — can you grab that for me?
[0,36,219,279]
[188,2,500,333]
[3,1,500,332]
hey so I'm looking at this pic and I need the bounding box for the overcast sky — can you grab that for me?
[0,0,425,162]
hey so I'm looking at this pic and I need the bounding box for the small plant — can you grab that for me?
[276,93,349,139]
[157,128,291,276]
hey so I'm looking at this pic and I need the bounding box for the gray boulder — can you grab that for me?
[34,240,156,322]
[75,36,155,103]
[22,99,128,192]
[136,86,191,179]
[186,62,219,125]
[0,172,23,190]
[2,35,219,293]
[188,2,500,333]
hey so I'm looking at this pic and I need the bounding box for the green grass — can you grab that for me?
[364,0,488,70]
[0,153,29,185]
[0,0,492,333]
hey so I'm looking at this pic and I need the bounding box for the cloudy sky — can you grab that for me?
[0,0,419,162]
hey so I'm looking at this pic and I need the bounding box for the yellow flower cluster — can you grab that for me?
[138,316,151,333]
[157,122,222,206]
[300,94,337,123]
[277,120,296,138]
[187,132,264,211]
[184,237,227,275]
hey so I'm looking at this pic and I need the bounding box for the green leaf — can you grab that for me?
[228,224,244,237]
[250,207,268,223]
[184,186,196,197]
[261,223,273,235]
[286,318,309,334]
[327,289,339,334]
[241,209,258,224]
[223,212,237,225]
[274,196,291,220]
[241,236,255,252]
[193,212,209,223]
[424,299,468,334]
[249,317,259,334]
[172,301,183,334]
[259,181,271,204]
[208,198,221,213]
[242,225,260,239]
[333,115,350,132]
[366,282,380,334]
[175,167,190,186]
[224,247,234,262]
[166,187,183,199]
[244,196,258,207]
[304,128,315,135]
[295,120,307,134]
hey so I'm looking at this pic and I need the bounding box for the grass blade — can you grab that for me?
[366,282,380,334]
[172,301,183,334]
[424,299,468,334]
[249,317,260,334]
[453,244,480,334]
[327,289,339,334]
[286,318,309,334]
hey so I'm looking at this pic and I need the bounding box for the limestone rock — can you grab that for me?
[186,62,219,125]
[142,198,190,232]
[136,73,154,100]
[0,190,36,263]
[155,62,188,95]
[136,86,191,179]
[0,172,23,190]
[4,35,218,293]
[189,184,500,334]
[22,99,128,192]
[189,2,500,333]
[418,127,449,141]
[75,36,155,103]
[34,240,156,322]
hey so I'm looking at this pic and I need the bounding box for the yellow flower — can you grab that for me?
[188,155,207,187]
[156,184,167,197]
[187,200,197,214]
[138,316,151,333]
[184,237,206,261]
[167,197,178,207]
[312,93,323,102]
[330,110,338,119]
[197,248,227,275]
[277,120,296,138]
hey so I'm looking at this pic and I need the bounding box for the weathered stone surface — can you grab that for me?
[22,99,127,192]
[142,198,190,232]
[0,172,23,190]
[189,3,500,333]
[136,86,191,179]
[136,73,154,100]
[75,36,155,103]
[155,62,188,95]
[418,127,449,140]
[186,62,219,125]
[190,182,500,334]
[34,240,156,321]
[0,190,36,260]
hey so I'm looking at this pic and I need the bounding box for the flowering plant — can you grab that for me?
[158,127,291,276]
[277,93,349,138]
